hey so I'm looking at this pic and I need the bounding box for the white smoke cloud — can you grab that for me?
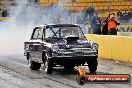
[0,0,87,56]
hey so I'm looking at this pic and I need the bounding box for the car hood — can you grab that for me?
[44,37,94,49]
[58,40,92,49]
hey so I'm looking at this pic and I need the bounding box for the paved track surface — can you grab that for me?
[0,54,132,88]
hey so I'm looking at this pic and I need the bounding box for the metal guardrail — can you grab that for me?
[119,25,132,32]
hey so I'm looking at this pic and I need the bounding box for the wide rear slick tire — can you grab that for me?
[28,57,41,70]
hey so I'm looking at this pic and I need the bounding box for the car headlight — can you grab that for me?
[52,45,59,52]
[92,43,98,51]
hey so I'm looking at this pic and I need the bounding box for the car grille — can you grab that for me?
[58,48,92,53]
[52,48,97,57]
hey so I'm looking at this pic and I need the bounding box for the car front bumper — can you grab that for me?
[49,51,98,65]
[50,55,98,65]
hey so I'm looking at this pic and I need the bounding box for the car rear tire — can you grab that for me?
[28,56,41,70]
[44,53,53,74]
[88,60,98,73]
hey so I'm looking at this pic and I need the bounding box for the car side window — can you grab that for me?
[32,27,43,39]
[45,28,53,38]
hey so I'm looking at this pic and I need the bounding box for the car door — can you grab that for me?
[30,27,44,62]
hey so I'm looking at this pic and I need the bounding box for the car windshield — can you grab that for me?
[45,27,85,39]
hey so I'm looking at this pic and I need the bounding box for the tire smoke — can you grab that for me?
[0,0,87,56]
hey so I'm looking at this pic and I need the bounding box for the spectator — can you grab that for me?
[2,8,9,17]
[123,10,128,23]
[90,12,101,34]
[86,3,95,21]
[108,13,120,35]
[117,9,123,17]
[102,14,111,35]
[128,10,132,22]
[117,9,123,22]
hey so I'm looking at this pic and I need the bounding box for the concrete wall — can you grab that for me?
[85,34,132,62]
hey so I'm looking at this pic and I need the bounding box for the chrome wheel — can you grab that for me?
[44,53,53,74]
[28,57,31,67]
[44,61,48,72]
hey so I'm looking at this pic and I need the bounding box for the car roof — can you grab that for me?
[46,24,79,27]
[37,24,79,28]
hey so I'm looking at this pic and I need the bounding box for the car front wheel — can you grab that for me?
[87,60,98,73]
[28,55,41,70]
